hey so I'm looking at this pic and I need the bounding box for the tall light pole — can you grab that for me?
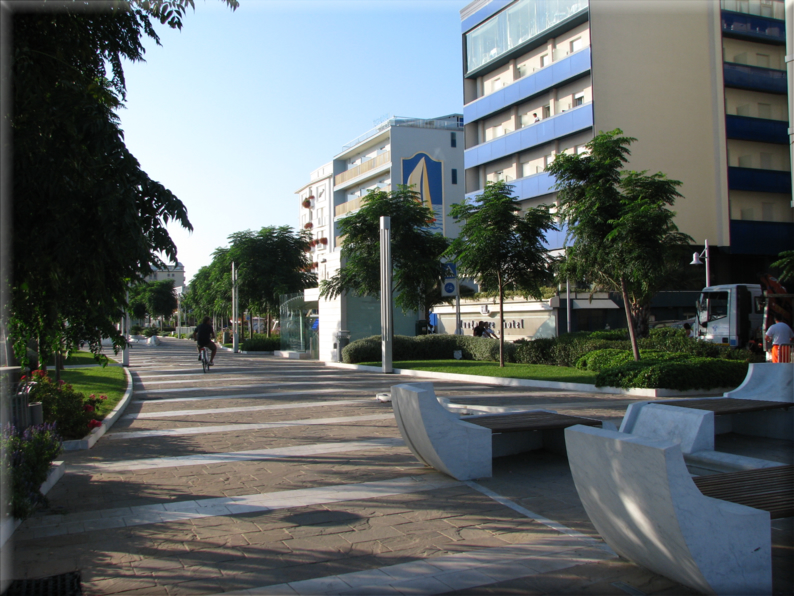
[232,262,239,353]
[690,239,711,288]
[380,216,393,374]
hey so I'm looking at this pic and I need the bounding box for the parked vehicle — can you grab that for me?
[695,276,792,349]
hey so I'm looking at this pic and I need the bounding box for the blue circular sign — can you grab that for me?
[444,282,455,294]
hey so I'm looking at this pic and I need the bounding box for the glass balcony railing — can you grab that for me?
[723,63,787,93]
[465,0,588,74]
[721,0,784,20]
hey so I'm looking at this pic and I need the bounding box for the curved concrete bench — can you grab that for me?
[565,424,772,595]
[391,382,604,481]
[392,383,493,480]
[621,364,793,442]
[724,362,793,402]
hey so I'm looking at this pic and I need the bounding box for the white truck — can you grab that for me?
[695,276,792,350]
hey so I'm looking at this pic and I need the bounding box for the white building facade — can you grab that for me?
[295,115,466,362]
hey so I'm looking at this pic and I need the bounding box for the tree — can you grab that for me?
[319,186,450,323]
[185,227,314,338]
[7,1,238,367]
[128,280,177,326]
[772,251,794,283]
[444,181,556,367]
[547,129,693,361]
[227,227,315,338]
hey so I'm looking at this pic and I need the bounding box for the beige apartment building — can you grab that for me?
[461,0,793,290]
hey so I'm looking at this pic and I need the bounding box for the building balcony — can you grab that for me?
[334,186,391,218]
[464,103,593,170]
[465,171,556,203]
[727,166,791,193]
[335,151,391,187]
[725,115,788,144]
[464,48,591,124]
[721,10,785,44]
[723,63,787,94]
[730,220,794,255]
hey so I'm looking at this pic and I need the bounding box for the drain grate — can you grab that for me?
[5,571,82,596]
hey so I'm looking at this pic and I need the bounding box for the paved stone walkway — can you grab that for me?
[10,339,791,594]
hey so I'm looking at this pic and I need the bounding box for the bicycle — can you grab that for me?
[200,346,211,373]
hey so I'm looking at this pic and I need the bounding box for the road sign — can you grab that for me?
[441,262,458,297]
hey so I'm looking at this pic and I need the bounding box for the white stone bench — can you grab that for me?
[390,382,606,481]
[565,424,773,595]
[621,363,793,443]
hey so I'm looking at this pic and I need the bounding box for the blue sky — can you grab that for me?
[119,0,467,284]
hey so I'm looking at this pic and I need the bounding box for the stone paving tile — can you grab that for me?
[14,341,789,596]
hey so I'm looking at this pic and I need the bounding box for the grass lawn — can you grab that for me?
[63,350,118,366]
[358,360,599,384]
[60,364,128,420]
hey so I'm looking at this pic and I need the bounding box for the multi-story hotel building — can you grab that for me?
[460,0,792,283]
[295,115,465,361]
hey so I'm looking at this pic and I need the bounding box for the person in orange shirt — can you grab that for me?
[764,313,794,363]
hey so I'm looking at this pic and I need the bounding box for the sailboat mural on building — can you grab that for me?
[402,152,444,234]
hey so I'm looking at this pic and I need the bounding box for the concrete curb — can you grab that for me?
[0,461,65,548]
[62,367,134,451]
[321,362,731,398]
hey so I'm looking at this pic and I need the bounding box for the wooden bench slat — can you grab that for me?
[693,465,793,519]
[461,411,601,433]
[658,398,791,415]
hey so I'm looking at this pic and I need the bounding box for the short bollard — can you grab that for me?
[29,401,43,426]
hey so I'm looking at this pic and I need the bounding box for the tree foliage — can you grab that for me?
[8,0,237,367]
[771,250,794,283]
[129,279,177,324]
[184,227,314,332]
[319,186,450,320]
[444,181,556,367]
[547,129,693,361]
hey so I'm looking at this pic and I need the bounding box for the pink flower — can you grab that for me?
[99,395,107,400]
[58,380,66,386]
[20,375,27,381]
[84,404,94,412]
[89,394,96,399]
[88,420,102,429]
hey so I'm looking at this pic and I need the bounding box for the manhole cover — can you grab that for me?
[6,571,82,596]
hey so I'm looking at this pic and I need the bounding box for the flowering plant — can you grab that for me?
[1,423,62,520]
[22,371,102,439]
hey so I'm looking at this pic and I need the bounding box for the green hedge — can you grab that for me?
[595,356,749,390]
[576,349,691,372]
[241,336,281,352]
[342,335,516,364]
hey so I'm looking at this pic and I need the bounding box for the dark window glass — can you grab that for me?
[451,132,457,147]
[452,169,458,184]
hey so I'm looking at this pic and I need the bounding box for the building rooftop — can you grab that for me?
[337,114,463,155]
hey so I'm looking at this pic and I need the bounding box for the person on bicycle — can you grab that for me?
[193,317,217,366]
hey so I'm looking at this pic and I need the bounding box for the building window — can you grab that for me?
[574,93,584,107]
[737,104,751,117]
[758,103,772,119]
[738,155,753,168]
[540,54,550,68]
[762,202,775,220]
[452,169,458,184]
[543,105,551,119]
[756,53,770,69]
[570,38,583,53]
[517,64,527,78]
[451,132,457,148]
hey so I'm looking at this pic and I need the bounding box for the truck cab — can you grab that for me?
[696,284,764,348]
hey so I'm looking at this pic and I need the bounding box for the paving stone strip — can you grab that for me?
[107,414,395,440]
[137,379,404,395]
[68,438,406,473]
[19,474,460,537]
[132,389,358,403]
[215,537,616,596]
[123,400,367,420]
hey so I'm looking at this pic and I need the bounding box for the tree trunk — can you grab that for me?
[621,278,641,361]
[498,272,505,368]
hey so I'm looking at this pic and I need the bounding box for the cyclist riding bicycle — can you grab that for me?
[193,317,217,366]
